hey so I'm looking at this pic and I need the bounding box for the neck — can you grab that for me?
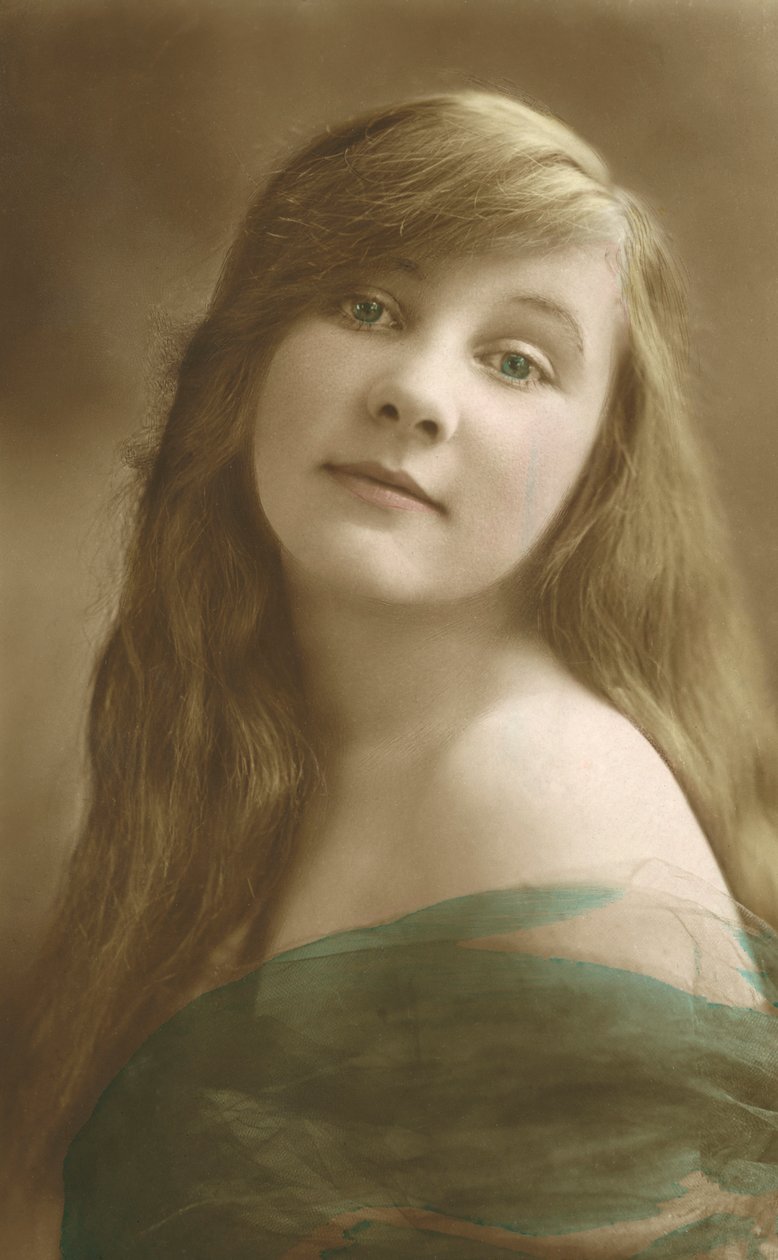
[283,569,548,761]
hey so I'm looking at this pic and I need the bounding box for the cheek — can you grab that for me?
[253,329,360,461]
[468,410,599,559]
[527,426,596,527]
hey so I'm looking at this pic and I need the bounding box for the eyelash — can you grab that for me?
[334,292,550,390]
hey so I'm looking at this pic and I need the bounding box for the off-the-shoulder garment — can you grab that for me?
[61,868,778,1257]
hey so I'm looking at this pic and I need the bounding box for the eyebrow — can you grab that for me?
[387,255,422,275]
[506,293,585,357]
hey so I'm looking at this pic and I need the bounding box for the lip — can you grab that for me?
[324,462,442,513]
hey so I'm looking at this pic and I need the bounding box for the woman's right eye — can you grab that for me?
[339,296,396,330]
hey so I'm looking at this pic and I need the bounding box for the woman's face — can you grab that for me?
[253,243,625,608]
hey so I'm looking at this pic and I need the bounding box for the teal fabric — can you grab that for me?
[61,879,778,1257]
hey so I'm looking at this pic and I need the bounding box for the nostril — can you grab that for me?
[372,398,441,439]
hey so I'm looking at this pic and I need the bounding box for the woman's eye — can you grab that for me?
[500,353,534,382]
[488,350,546,388]
[344,297,392,329]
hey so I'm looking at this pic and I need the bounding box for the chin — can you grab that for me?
[285,554,440,606]
[280,546,510,611]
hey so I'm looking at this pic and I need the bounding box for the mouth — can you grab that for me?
[324,462,442,514]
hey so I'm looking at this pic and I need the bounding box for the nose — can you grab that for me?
[365,352,459,443]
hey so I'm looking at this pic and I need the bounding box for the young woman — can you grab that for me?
[6,90,778,1256]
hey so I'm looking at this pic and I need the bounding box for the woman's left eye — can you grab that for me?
[496,350,539,383]
[486,351,546,388]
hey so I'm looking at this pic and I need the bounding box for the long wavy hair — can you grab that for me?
[8,89,778,1176]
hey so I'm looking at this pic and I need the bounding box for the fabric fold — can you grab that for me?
[61,865,778,1258]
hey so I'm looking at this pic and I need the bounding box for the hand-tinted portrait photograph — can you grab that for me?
[2,1,778,1255]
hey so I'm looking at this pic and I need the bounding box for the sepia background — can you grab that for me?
[2,0,778,989]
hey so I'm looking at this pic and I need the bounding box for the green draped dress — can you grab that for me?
[61,867,778,1257]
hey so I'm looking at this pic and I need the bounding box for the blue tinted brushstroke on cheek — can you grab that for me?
[518,428,539,551]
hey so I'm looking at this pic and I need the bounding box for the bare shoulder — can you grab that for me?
[417,665,729,903]
[412,665,771,1012]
